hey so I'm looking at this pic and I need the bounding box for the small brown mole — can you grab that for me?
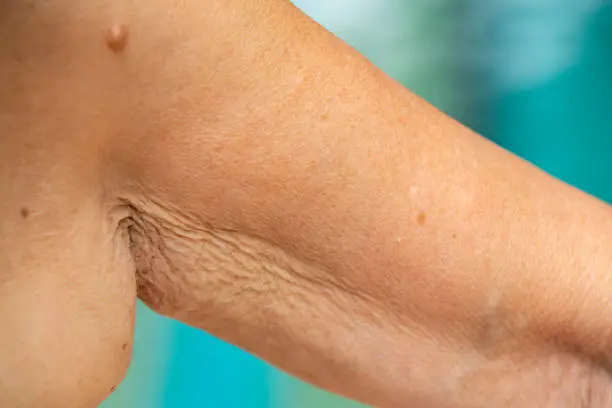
[109,385,117,393]
[122,343,128,350]
[20,207,29,219]
[417,212,426,226]
[106,24,129,53]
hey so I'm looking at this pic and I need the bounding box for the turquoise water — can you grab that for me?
[102,2,612,407]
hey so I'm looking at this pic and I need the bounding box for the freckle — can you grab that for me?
[320,113,329,121]
[452,233,457,239]
[417,212,426,226]
[122,343,128,350]
[20,207,29,219]
[106,24,129,53]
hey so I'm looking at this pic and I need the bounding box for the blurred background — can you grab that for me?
[101,1,612,407]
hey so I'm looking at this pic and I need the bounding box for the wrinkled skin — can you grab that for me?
[1,1,612,407]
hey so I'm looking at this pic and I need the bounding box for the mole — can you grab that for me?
[122,343,128,350]
[20,207,29,219]
[106,24,129,53]
[417,212,426,226]
[109,385,117,393]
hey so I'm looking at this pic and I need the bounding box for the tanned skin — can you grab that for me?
[1,1,611,407]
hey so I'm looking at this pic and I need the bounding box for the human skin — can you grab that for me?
[1,0,611,407]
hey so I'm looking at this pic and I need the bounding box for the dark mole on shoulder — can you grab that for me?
[106,24,129,53]
[20,207,29,219]
[110,385,117,392]
[417,212,426,226]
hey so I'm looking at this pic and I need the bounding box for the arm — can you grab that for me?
[1,1,611,407]
[115,1,612,405]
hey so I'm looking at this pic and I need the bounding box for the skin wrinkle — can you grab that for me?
[122,194,424,403]
[122,190,422,350]
[120,185,382,311]
[124,195,373,322]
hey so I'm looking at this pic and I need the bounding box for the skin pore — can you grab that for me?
[1,0,611,407]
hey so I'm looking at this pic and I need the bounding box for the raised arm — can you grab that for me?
[2,1,611,407]
[114,1,612,405]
